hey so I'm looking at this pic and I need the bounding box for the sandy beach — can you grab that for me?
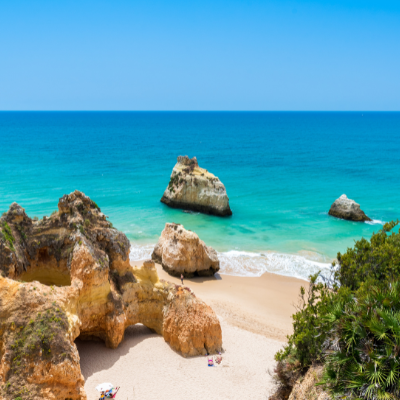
[77,263,305,400]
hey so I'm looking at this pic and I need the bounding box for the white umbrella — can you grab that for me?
[95,383,114,392]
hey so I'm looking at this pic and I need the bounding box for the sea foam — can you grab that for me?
[129,243,332,282]
[365,219,385,225]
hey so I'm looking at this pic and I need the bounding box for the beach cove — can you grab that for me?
[78,263,305,400]
[1,112,399,280]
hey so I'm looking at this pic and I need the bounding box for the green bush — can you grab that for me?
[320,282,400,399]
[275,273,338,367]
[1,221,15,251]
[272,222,400,400]
[335,220,400,291]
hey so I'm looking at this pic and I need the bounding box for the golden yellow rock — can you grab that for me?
[0,191,222,400]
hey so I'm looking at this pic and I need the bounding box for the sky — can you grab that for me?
[0,0,399,111]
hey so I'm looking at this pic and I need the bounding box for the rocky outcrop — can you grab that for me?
[288,365,330,400]
[160,156,232,216]
[0,191,222,400]
[152,223,220,277]
[328,194,371,222]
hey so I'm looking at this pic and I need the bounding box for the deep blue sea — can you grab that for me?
[1,112,399,280]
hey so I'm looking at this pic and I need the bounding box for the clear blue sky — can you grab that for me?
[1,0,399,110]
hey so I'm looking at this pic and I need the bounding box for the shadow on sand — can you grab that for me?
[76,324,158,381]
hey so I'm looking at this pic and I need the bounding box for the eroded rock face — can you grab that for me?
[152,223,220,277]
[288,365,330,400]
[160,156,232,216]
[328,194,371,222]
[0,191,222,400]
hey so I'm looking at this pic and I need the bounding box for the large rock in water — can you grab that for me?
[160,155,232,216]
[328,194,371,222]
[152,223,220,277]
[0,191,222,400]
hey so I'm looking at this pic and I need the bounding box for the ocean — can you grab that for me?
[1,112,399,280]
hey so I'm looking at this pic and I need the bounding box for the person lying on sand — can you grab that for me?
[208,356,214,367]
[215,353,222,364]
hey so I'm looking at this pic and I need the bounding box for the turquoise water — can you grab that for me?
[1,112,399,279]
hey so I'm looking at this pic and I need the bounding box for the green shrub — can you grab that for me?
[335,220,400,291]
[91,201,100,211]
[320,282,400,399]
[1,221,15,251]
[275,273,337,368]
[272,222,400,400]
[84,219,90,227]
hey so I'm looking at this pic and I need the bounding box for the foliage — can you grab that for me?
[16,225,27,241]
[168,172,181,192]
[8,306,70,375]
[320,282,400,399]
[91,200,100,211]
[271,222,400,400]
[275,273,339,367]
[335,221,400,291]
[1,221,15,251]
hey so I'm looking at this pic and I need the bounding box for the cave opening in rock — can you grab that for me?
[18,247,72,286]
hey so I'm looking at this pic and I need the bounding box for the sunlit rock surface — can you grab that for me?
[0,191,222,400]
[161,156,232,216]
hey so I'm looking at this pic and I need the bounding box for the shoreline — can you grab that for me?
[129,243,333,282]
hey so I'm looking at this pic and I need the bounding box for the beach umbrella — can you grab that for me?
[95,383,114,392]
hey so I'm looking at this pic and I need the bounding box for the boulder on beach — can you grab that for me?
[152,222,220,277]
[0,191,222,400]
[328,194,371,222]
[160,155,232,216]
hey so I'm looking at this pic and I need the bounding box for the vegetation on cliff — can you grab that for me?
[271,221,400,400]
[0,191,222,400]
[1,303,71,400]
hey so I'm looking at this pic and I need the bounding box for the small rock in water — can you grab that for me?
[328,194,371,222]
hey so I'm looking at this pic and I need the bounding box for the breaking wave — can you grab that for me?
[365,219,385,225]
[129,243,333,281]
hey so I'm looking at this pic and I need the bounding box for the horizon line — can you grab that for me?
[1,110,400,113]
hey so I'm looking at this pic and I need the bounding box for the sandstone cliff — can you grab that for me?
[287,366,330,400]
[328,194,371,221]
[152,223,220,277]
[160,156,232,216]
[0,191,222,400]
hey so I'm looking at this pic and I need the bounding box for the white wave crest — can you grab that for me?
[217,250,332,281]
[129,243,333,281]
[365,219,385,225]
[129,243,154,261]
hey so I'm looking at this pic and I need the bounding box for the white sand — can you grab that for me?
[77,318,282,400]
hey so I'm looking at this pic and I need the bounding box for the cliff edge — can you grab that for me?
[0,191,222,400]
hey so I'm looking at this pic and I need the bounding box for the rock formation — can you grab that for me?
[152,223,220,277]
[328,194,371,222]
[0,191,222,400]
[287,365,330,400]
[160,156,232,216]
